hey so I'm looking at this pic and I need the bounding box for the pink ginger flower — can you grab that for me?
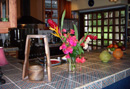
[63,46,73,54]
[66,54,70,58]
[76,57,81,63]
[63,34,67,37]
[62,29,66,32]
[80,57,86,63]
[67,36,78,46]
[70,29,75,34]
[59,43,67,50]
[76,57,86,63]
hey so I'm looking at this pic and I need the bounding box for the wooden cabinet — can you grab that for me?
[59,0,72,19]
[43,0,59,29]
[0,0,17,33]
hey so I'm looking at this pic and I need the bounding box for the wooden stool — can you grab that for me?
[22,35,51,82]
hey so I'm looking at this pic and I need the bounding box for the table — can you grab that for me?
[1,49,130,89]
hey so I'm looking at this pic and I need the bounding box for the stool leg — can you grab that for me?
[0,67,6,85]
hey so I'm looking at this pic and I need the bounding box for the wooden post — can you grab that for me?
[22,35,51,82]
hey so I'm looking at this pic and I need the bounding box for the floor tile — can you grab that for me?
[112,64,130,70]
[96,61,118,67]
[32,85,55,89]
[11,63,23,69]
[14,80,45,89]
[102,75,115,88]
[50,79,81,89]
[51,67,67,73]
[71,74,98,85]
[126,68,130,77]
[115,71,125,82]
[1,64,16,71]
[1,75,12,84]
[54,70,82,79]
[118,61,130,66]
[100,67,121,74]
[0,83,20,89]
[76,62,95,67]
[86,60,100,63]
[3,69,22,76]
[76,66,95,74]
[44,74,66,83]
[87,64,107,70]
[6,73,22,82]
[83,81,102,89]
[86,70,111,79]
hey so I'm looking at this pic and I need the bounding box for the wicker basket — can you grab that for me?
[28,65,44,81]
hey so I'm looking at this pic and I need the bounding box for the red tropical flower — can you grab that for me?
[47,19,57,29]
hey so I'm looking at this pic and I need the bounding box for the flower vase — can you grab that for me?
[113,48,123,59]
[68,58,76,73]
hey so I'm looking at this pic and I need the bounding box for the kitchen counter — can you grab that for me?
[1,49,130,89]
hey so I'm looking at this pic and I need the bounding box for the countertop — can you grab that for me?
[1,49,130,89]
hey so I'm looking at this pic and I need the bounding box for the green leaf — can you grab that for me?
[69,50,78,58]
[61,10,66,32]
[78,46,84,54]
[73,24,78,40]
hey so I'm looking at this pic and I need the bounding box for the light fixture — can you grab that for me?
[109,0,118,3]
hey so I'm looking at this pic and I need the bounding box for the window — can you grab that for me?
[80,6,126,50]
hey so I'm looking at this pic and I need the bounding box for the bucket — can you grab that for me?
[28,65,44,81]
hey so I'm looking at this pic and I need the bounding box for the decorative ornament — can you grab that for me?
[113,48,123,60]
[99,50,111,63]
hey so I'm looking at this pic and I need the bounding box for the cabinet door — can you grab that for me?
[44,0,59,29]
[0,0,17,33]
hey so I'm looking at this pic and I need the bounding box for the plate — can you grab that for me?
[50,59,61,66]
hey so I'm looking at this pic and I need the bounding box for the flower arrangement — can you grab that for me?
[48,10,97,71]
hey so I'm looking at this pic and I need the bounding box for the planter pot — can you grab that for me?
[113,48,123,60]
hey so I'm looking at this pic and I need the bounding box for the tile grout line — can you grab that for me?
[9,63,23,71]
[52,73,82,85]
[29,84,57,89]
[4,75,21,89]
[46,84,57,89]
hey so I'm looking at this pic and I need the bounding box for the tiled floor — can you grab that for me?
[1,49,130,89]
